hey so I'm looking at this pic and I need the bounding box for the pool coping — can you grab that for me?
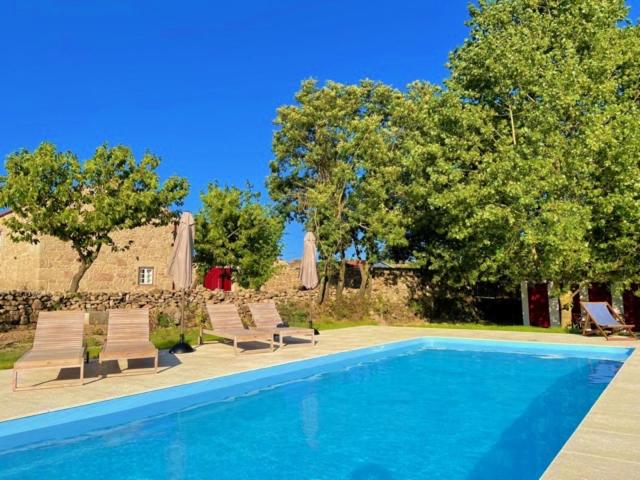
[0,334,636,478]
[0,335,631,424]
[541,344,640,479]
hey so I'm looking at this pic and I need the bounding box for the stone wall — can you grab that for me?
[0,260,419,332]
[261,260,302,292]
[0,227,40,291]
[0,212,175,292]
[0,286,318,331]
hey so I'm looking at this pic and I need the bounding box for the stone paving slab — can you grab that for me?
[0,326,637,479]
[541,338,640,479]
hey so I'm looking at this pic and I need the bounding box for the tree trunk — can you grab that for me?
[68,260,93,293]
[68,245,101,293]
[336,257,346,305]
[358,261,370,300]
[318,261,330,305]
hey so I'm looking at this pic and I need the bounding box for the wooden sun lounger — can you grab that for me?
[248,301,316,348]
[99,309,158,375]
[13,311,86,391]
[581,302,638,340]
[201,303,274,354]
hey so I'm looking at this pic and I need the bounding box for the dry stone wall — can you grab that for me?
[0,286,318,331]
[0,261,419,332]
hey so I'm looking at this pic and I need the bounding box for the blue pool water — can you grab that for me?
[0,339,629,479]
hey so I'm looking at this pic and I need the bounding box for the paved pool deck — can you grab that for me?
[0,326,637,478]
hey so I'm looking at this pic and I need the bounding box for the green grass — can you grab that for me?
[294,318,575,334]
[150,327,203,350]
[0,327,220,370]
[289,318,378,330]
[0,346,29,370]
[410,322,577,334]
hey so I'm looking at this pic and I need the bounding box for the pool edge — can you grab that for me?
[0,336,633,454]
[541,346,640,478]
[0,335,631,425]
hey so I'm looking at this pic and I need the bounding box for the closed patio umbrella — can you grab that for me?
[299,231,319,290]
[167,211,195,354]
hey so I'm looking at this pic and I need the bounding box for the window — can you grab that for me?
[138,267,154,285]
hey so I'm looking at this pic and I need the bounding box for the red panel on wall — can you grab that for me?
[623,285,640,329]
[528,283,550,328]
[203,267,233,291]
[588,283,612,304]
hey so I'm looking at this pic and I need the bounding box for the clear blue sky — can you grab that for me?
[1,1,638,259]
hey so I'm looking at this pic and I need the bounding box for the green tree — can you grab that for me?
[269,79,361,301]
[195,183,283,289]
[269,79,408,301]
[0,142,189,291]
[402,0,640,294]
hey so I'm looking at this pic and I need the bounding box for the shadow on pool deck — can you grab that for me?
[18,353,184,389]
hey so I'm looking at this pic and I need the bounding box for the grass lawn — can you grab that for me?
[292,318,575,334]
[289,318,378,330]
[0,327,216,370]
[0,346,29,370]
[151,327,204,350]
[409,322,577,334]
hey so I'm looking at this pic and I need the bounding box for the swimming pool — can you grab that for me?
[0,338,632,479]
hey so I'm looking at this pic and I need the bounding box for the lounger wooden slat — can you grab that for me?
[581,302,638,340]
[13,311,86,391]
[99,309,158,375]
[201,303,274,354]
[248,301,316,348]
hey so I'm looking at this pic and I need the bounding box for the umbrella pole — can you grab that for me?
[170,288,194,354]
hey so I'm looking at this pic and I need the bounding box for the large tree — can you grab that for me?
[269,79,408,301]
[402,0,640,293]
[0,142,189,291]
[195,183,283,289]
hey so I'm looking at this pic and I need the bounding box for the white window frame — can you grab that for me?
[138,266,154,286]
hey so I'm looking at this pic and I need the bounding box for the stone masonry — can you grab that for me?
[0,286,318,331]
[0,211,175,292]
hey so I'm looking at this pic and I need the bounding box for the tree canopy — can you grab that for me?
[195,183,283,290]
[269,79,408,300]
[0,142,189,291]
[417,0,640,290]
[271,0,640,308]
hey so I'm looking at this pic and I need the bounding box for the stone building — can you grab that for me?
[0,210,176,292]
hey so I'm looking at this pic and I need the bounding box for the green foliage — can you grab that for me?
[269,80,409,299]
[270,1,640,316]
[0,142,189,291]
[194,309,208,326]
[156,311,173,328]
[195,183,284,289]
[396,0,640,291]
[277,300,311,325]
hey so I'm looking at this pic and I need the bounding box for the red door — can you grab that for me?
[623,285,640,329]
[528,283,550,328]
[588,283,612,304]
[203,267,233,291]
